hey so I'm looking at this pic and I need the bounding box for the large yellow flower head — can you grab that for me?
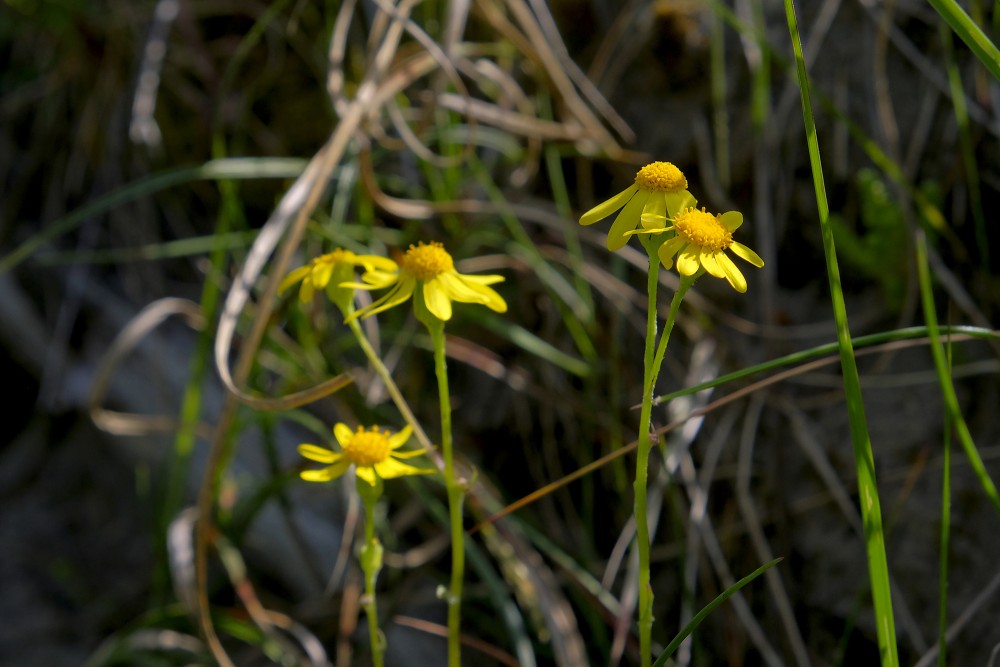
[298,423,432,486]
[279,249,398,313]
[578,161,696,251]
[633,207,764,293]
[346,242,507,322]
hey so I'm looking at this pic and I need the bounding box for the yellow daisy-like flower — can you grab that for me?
[298,423,433,486]
[633,207,764,293]
[579,161,696,251]
[279,249,398,306]
[346,241,507,322]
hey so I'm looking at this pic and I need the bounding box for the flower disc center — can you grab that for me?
[634,161,687,192]
[674,208,732,251]
[402,242,454,280]
[343,426,392,466]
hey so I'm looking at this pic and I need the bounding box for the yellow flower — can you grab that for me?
[347,242,507,322]
[298,423,433,486]
[279,249,398,308]
[633,207,764,293]
[579,161,696,251]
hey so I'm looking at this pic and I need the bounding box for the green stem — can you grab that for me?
[361,497,385,667]
[634,255,660,667]
[428,323,464,667]
[346,316,436,454]
[635,267,691,667]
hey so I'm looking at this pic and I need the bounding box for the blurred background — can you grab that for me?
[2,0,999,665]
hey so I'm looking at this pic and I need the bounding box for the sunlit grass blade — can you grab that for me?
[783,1,898,664]
[927,0,1000,82]
[652,558,782,667]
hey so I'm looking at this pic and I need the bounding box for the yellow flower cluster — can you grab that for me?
[580,161,764,292]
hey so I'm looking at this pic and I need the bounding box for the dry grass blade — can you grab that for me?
[88,297,209,438]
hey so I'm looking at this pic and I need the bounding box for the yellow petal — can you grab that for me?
[423,279,453,321]
[279,265,311,294]
[298,444,340,463]
[640,193,667,229]
[389,425,414,449]
[658,236,686,270]
[354,278,416,320]
[730,242,764,267]
[391,448,427,459]
[700,249,725,278]
[607,190,650,251]
[299,279,315,303]
[664,190,697,218]
[717,253,747,292]
[355,466,378,486]
[720,211,743,233]
[579,185,638,225]
[676,247,701,276]
[444,273,507,313]
[311,261,334,289]
[460,273,505,286]
[334,423,356,448]
[374,458,434,480]
[301,460,350,482]
[357,255,398,272]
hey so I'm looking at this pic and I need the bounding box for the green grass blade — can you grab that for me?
[783,1,898,664]
[653,325,1000,406]
[928,0,1000,81]
[940,22,989,266]
[652,558,783,667]
[937,343,953,667]
[915,232,1000,512]
[0,157,307,273]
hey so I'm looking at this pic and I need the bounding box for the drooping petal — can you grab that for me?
[676,247,701,276]
[720,211,743,233]
[373,458,434,480]
[717,252,748,292]
[423,278,453,321]
[301,460,350,482]
[355,465,378,486]
[658,236,687,270]
[700,249,725,278]
[299,279,316,303]
[437,271,492,303]
[451,275,506,313]
[388,425,414,450]
[298,444,341,464]
[311,261,334,290]
[579,185,638,225]
[279,265,312,294]
[333,423,354,448]
[353,278,416,320]
[729,241,764,267]
[640,193,667,229]
[356,255,398,272]
[664,190,697,218]
[607,190,650,251]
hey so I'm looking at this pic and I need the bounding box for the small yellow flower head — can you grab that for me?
[298,423,433,486]
[346,241,507,322]
[637,207,764,293]
[280,249,398,313]
[578,161,696,251]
